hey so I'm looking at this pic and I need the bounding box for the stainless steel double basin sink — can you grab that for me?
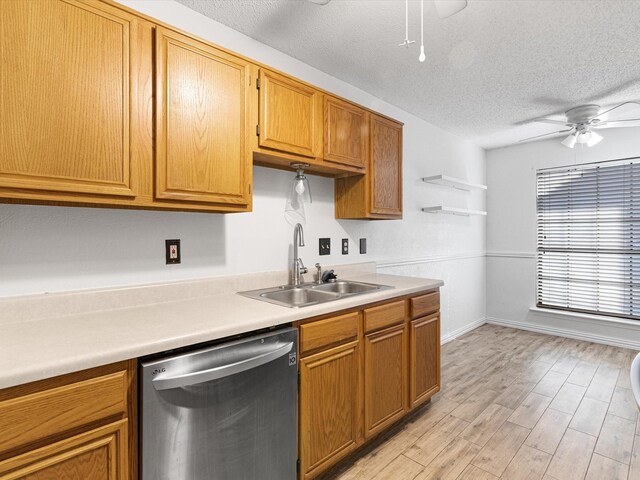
[239,280,393,308]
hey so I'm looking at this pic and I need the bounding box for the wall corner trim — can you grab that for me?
[441,317,487,345]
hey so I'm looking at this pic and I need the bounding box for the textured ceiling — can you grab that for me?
[176,0,640,149]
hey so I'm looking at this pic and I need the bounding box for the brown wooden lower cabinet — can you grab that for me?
[0,420,128,480]
[298,289,440,479]
[0,360,136,480]
[410,312,441,409]
[299,340,361,480]
[364,324,407,438]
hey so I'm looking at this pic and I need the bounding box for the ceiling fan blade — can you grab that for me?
[592,101,640,120]
[532,118,571,126]
[519,129,574,143]
[592,119,640,128]
[307,0,331,4]
[434,0,467,18]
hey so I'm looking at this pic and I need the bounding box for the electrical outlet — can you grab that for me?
[165,239,181,264]
[319,238,331,256]
[359,238,367,254]
[342,238,349,255]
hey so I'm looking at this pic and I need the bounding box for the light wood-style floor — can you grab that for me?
[322,324,640,480]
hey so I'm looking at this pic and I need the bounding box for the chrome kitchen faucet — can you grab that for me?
[292,223,308,286]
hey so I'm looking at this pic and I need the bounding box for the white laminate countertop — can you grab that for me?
[0,264,442,389]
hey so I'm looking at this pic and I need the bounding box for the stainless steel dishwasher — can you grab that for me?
[140,327,298,480]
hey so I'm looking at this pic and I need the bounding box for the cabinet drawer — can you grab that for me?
[300,312,359,356]
[410,291,440,318]
[364,300,405,333]
[0,370,129,454]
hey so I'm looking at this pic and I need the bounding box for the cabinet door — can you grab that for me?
[0,0,140,198]
[364,324,407,438]
[0,421,128,480]
[370,114,402,216]
[258,69,322,158]
[299,341,360,479]
[324,96,368,169]
[410,313,440,409]
[155,27,251,206]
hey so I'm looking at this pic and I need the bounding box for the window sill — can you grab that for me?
[529,306,639,328]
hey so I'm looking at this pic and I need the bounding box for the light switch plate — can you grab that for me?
[319,238,330,256]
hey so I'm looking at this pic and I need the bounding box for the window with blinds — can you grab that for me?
[537,158,639,320]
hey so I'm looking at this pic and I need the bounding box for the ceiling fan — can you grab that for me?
[520,102,640,148]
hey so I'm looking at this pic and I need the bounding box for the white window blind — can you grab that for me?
[537,158,639,320]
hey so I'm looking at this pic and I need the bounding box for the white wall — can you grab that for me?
[486,127,640,348]
[0,0,486,340]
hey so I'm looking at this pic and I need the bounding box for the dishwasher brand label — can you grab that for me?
[289,352,297,366]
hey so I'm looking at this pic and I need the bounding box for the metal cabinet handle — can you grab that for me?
[152,341,294,391]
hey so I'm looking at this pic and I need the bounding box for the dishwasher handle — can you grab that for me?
[152,341,294,391]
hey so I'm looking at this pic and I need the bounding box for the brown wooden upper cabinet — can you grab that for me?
[257,69,323,159]
[335,114,403,219]
[0,0,142,199]
[0,0,403,217]
[0,0,252,213]
[323,96,368,170]
[370,115,403,216]
[155,27,252,208]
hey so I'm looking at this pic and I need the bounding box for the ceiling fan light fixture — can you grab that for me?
[576,131,591,145]
[527,102,640,148]
[586,131,603,147]
[561,132,578,148]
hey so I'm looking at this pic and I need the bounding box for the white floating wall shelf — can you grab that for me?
[422,175,487,191]
[422,206,487,216]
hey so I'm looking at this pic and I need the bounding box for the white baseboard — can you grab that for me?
[486,316,640,350]
[441,317,487,345]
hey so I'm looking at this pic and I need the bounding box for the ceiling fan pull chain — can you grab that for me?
[398,0,415,48]
[419,0,426,62]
